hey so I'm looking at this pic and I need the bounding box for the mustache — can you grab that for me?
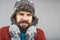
[17,20,29,24]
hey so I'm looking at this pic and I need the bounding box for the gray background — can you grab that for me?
[0,0,60,40]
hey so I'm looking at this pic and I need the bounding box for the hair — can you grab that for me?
[10,0,38,26]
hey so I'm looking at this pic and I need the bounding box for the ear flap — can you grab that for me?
[10,13,16,24]
[32,15,38,26]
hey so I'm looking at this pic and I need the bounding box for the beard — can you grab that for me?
[15,20,32,32]
[17,20,31,27]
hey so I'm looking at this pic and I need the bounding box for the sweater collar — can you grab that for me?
[9,24,37,40]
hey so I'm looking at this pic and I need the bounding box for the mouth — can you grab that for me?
[19,20,29,25]
[19,22,28,28]
[17,20,30,27]
[20,22,28,25]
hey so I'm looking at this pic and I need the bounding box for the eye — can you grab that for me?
[20,13,24,16]
[27,14,32,16]
[17,13,24,16]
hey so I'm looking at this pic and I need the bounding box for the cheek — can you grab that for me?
[29,17,32,23]
[16,15,21,22]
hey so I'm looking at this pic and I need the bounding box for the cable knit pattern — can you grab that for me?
[9,24,36,40]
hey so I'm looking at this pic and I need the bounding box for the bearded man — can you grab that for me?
[0,0,46,40]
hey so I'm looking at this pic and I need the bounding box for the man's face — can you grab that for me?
[16,11,32,28]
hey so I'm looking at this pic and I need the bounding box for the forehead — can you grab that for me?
[17,11,32,14]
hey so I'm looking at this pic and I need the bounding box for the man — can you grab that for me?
[0,0,46,40]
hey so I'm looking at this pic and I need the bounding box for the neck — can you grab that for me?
[19,27,28,33]
[17,25,30,33]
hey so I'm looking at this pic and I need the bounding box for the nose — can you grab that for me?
[22,15,28,20]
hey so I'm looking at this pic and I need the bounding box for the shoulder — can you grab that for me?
[0,26,9,32]
[36,28,44,33]
[0,26,9,29]
[0,26,10,36]
[35,28,46,40]
[36,28,46,36]
[0,26,11,40]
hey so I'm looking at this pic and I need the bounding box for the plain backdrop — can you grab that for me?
[0,0,60,40]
